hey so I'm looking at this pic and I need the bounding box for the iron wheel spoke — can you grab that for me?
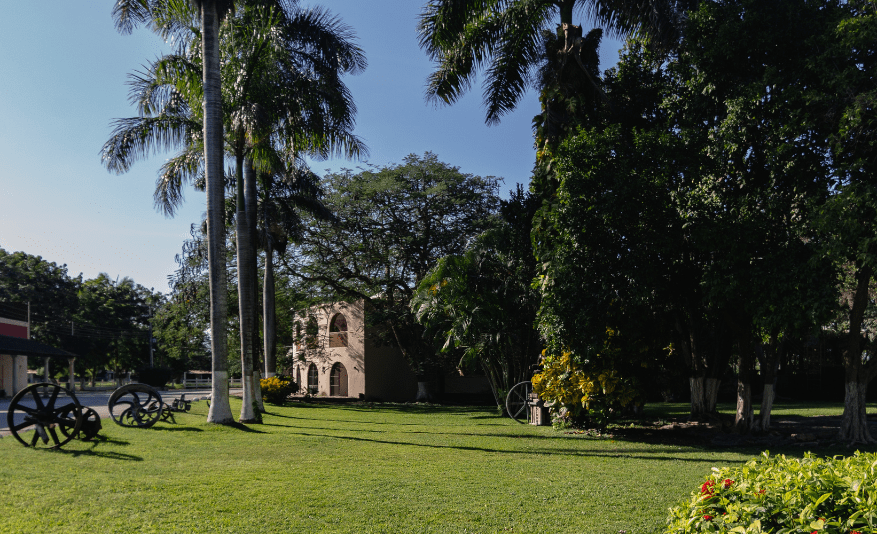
[46,385,60,410]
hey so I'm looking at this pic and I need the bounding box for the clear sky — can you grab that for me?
[0,1,623,294]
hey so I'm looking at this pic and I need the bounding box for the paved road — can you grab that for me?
[0,387,230,438]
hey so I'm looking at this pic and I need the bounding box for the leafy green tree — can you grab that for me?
[287,153,500,397]
[0,248,79,348]
[813,0,877,443]
[412,186,541,408]
[73,274,153,386]
[417,0,686,126]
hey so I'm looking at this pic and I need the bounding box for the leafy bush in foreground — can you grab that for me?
[260,376,297,405]
[666,451,877,534]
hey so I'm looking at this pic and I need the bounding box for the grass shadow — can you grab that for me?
[33,438,143,462]
[148,425,204,432]
[224,421,267,433]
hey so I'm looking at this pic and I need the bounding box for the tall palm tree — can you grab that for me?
[107,0,366,419]
[417,0,689,126]
[113,0,236,424]
[255,160,335,379]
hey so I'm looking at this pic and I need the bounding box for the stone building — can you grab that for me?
[289,300,491,402]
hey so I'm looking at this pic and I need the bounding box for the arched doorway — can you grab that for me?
[329,362,348,397]
[307,363,318,395]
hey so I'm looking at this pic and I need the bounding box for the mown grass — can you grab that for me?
[0,400,865,534]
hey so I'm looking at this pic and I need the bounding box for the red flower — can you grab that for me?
[701,480,715,497]
[703,515,713,521]
[723,479,734,488]
[851,531,862,534]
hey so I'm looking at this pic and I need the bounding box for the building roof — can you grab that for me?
[0,335,77,359]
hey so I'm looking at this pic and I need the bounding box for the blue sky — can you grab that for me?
[0,1,623,293]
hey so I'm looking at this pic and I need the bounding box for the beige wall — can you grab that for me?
[0,354,28,396]
[290,300,420,401]
[292,301,365,398]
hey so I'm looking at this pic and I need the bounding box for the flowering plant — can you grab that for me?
[260,375,298,405]
[666,451,877,533]
[531,337,637,427]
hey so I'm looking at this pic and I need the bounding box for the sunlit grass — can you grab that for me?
[0,400,858,534]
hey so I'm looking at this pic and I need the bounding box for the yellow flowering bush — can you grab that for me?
[532,347,637,427]
[260,375,298,405]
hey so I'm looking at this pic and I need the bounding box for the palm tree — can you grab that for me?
[256,160,335,379]
[417,0,689,126]
[107,0,365,419]
[113,0,236,424]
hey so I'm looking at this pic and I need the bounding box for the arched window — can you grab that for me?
[305,316,319,349]
[329,313,348,348]
[307,363,318,394]
[329,362,348,397]
[295,366,302,393]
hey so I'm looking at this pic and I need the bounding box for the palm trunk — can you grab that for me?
[839,262,875,443]
[203,2,233,424]
[245,159,264,413]
[263,238,277,378]
[237,156,257,423]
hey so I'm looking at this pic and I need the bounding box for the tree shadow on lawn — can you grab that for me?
[33,437,144,462]
[147,425,204,432]
[607,419,877,457]
[264,411,474,427]
[282,428,728,462]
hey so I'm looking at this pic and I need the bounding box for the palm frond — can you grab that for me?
[154,142,205,217]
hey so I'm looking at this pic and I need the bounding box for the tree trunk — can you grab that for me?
[203,2,233,424]
[840,380,873,443]
[263,240,277,378]
[734,335,754,434]
[689,376,707,418]
[838,262,876,443]
[705,377,720,413]
[245,158,264,414]
[237,157,257,423]
[757,335,781,432]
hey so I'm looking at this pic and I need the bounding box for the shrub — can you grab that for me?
[665,451,877,534]
[260,376,297,405]
[531,347,637,427]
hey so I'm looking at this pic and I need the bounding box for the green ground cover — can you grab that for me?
[0,401,866,534]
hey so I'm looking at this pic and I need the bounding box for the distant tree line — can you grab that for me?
[0,247,158,386]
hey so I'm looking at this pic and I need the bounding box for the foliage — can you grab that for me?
[287,152,500,377]
[0,247,156,379]
[417,0,686,125]
[411,185,541,406]
[259,375,297,404]
[0,247,79,348]
[532,341,638,427]
[666,451,877,534]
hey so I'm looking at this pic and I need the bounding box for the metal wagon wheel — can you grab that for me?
[108,383,163,428]
[505,380,532,424]
[6,383,83,448]
[58,406,102,441]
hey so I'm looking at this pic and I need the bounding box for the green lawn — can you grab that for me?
[0,401,860,534]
